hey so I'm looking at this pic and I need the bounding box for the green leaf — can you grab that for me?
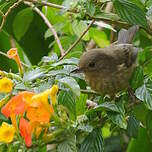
[72,20,89,41]
[135,79,152,110]
[130,66,144,90]
[76,93,87,116]
[76,115,93,133]
[108,112,127,129]
[51,58,79,67]
[23,68,45,82]
[80,128,104,152]
[13,8,34,41]
[89,28,110,48]
[113,0,148,28]
[127,128,152,152]
[93,11,120,21]
[87,102,120,115]
[127,116,139,138]
[57,135,77,152]
[57,76,80,97]
[58,90,76,118]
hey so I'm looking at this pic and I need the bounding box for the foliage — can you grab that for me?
[0,0,152,151]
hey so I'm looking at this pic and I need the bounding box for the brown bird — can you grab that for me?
[77,25,139,97]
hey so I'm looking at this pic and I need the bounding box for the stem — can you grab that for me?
[59,19,95,60]
[24,1,65,56]
[0,0,23,32]
[25,0,67,10]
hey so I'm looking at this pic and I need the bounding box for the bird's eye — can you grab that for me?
[88,62,95,68]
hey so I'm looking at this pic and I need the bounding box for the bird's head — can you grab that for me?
[76,49,116,74]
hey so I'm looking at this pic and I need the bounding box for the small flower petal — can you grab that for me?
[0,122,15,143]
[19,118,32,147]
[0,77,13,93]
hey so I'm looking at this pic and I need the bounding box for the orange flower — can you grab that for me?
[7,48,23,76]
[1,94,25,118]
[1,91,34,118]
[26,103,53,124]
[19,118,32,147]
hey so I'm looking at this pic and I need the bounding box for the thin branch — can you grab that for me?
[0,0,23,32]
[59,19,95,60]
[0,51,30,68]
[24,1,65,56]
[80,89,100,95]
[25,0,67,10]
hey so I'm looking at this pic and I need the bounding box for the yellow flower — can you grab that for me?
[31,85,58,106]
[0,77,13,93]
[0,122,15,143]
[50,85,58,105]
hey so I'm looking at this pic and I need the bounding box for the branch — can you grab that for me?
[0,0,23,32]
[25,0,67,10]
[59,19,95,60]
[24,1,65,56]
[0,51,30,68]
[80,89,100,95]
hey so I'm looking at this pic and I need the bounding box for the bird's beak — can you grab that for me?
[71,67,83,73]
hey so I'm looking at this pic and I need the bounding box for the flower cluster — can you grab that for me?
[0,77,58,147]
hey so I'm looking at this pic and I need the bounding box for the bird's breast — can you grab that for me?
[85,65,135,97]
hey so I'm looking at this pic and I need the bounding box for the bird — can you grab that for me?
[76,25,139,97]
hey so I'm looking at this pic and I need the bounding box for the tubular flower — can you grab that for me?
[1,94,26,118]
[26,103,53,124]
[19,118,32,147]
[0,122,15,143]
[7,48,23,76]
[0,77,13,93]
[1,91,34,118]
[31,85,58,111]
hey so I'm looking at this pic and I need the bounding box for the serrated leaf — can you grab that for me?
[127,116,139,138]
[51,58,79,67]
[135,79,152,110]
[23,68,45,82]
[87,102,120,115]
[57,76,80,96]
[57,135,77,152]
[113,0,148,28]
[80,128,104,152]
[58,90,76,118]
[13,8,34,40]
[108,112,127,129]
[76,93,87,116]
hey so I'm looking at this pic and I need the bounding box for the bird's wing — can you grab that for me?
[110,44,138,68]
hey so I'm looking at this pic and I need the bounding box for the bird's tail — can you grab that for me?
[118,25,139,44]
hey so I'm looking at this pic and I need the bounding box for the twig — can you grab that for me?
[0,51,30,68]
[24,1,65,56]
[59,19,95,60]
[25,0,67,10]
[80,89,100,95]
[0,0,23,32]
